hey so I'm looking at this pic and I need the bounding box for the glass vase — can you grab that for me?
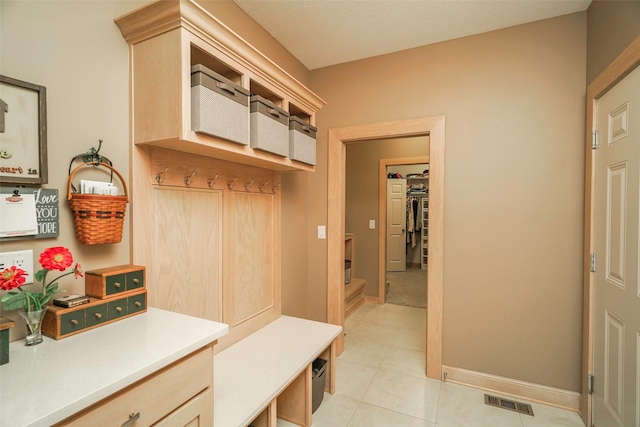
[18,307,48,346]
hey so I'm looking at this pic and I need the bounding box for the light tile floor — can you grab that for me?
[308,303,586,427]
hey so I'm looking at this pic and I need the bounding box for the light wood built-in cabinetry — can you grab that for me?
[115,0,325,173]
[57,345,214,426]
[344,233,365,319]
[114,0,325,352]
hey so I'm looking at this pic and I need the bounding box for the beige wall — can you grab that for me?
[303,13,587,392]
[345,137,428,293]
[0,1,145,339]
[587,0,640,84]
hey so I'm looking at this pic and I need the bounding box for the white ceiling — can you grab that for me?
[232,0,592,70]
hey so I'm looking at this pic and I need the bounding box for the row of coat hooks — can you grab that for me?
[154,167,280,193]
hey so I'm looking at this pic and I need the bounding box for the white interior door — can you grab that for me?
[593,64,640,427]
[386,179,406,271]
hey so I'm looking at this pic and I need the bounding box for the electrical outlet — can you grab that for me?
[0,250,34,284]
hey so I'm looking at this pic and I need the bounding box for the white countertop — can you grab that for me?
[214,315,342,427]
[0,307,228,427]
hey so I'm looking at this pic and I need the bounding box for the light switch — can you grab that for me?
[318,225,326,239]
[369,220,375,229]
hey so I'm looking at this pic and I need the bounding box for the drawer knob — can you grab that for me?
[121,412,140,427]
[132,278,139,284]
[70,319,78,326]
[115,306,123,312]
[135,301,142,307]
[114,282,122,288]
[94,313,102,319]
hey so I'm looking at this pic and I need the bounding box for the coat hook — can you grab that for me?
[227,177,238,189]
[244,178,254,191]
[272,183,281,194]
[155,167,168,184]
[259,180,270,193]
[184,170,196,186]
[208,173,219,188]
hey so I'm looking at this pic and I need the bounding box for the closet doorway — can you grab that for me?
[327,116,444,379]
[382,160,429,308]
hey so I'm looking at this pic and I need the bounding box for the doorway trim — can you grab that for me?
[327,116,445,379]
[378,156,430,304]
[582,34,640,426]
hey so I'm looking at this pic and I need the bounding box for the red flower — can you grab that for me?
[39,246,73,271]
[73,263,83,279]
[0,266,28,291]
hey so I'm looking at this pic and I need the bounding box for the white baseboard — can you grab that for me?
[441,365,580,412]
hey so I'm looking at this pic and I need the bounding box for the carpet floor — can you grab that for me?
[385,266,427,308]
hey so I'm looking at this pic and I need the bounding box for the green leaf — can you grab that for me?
[1,292,27,311]
[40,294,54,306]
[45,282,59,295]
[26,293,42,311]
[35,269,47,283]
[0,291,20,303]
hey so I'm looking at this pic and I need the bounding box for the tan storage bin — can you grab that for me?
[250,95,289,156]
[191,64,249,145]
[289,116,317,165]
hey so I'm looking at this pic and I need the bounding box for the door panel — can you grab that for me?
[386,179,406,272]
[594,64,640,427]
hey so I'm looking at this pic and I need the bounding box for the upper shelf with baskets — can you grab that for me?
[114,0,326,172]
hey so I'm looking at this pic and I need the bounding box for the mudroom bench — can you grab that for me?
[214,316,342,427]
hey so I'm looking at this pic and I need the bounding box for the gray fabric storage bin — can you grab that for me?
[312,358,327,413]
[250,95,289,157]
[191,64,249,145]
[289,116,317,165]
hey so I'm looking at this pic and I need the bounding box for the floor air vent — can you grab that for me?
[484,394,534,416]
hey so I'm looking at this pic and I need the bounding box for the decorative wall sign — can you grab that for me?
[0,187,59,240]
[0,76,48,185]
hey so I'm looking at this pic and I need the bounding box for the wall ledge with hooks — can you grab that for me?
[148,147,280,195]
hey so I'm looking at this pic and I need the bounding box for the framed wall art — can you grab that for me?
[0,75,48,185]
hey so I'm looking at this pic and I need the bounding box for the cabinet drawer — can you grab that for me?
[85,264,145,299]
[128,293,146,314]
[108,299,128,319]
[105,273,126,296]
[56,345,214,426]
[60,311,85,336]
[85,304,108,327]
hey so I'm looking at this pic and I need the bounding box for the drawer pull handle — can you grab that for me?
[135,301,142,307]
[116,307,123,312]
[121,412,140,427]
[132,278,139,284]
[114,282,122,288]
[70,319,78,326]
[94,313,102,319]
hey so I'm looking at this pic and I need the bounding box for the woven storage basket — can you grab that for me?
[67,162,128,245]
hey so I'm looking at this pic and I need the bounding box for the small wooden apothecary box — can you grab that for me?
[42,289,147,340]
[84,264,145,299]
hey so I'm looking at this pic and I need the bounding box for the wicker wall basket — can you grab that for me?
[67,162,128,245]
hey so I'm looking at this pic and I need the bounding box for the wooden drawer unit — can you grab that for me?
[85,264,145,299]
[56,345,214,426]
[42,289,147,340]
